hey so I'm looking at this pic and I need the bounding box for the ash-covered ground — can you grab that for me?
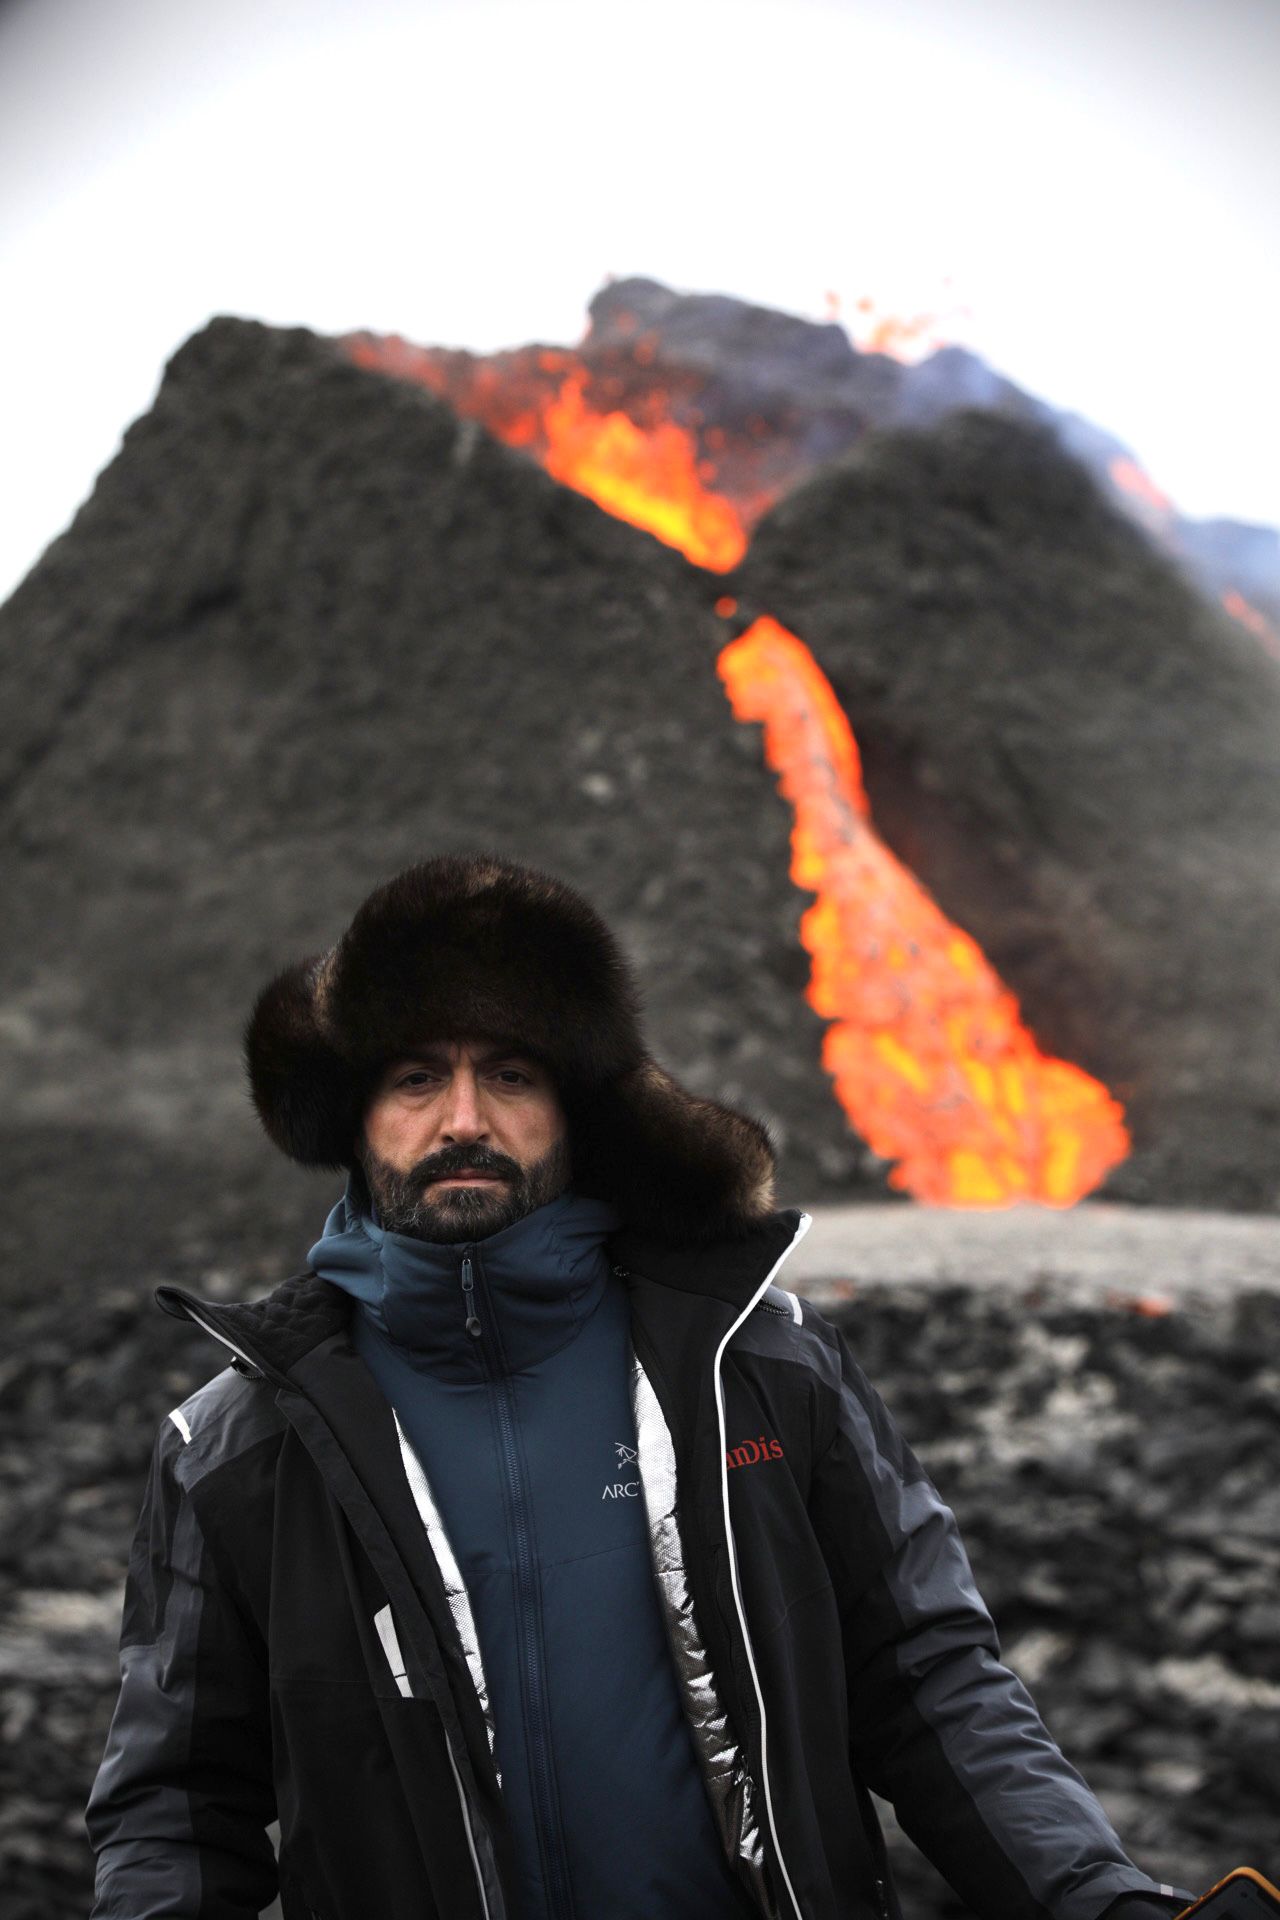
[5,1205,1277,1919]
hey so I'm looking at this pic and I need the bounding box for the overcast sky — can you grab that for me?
[1,0,1277,607]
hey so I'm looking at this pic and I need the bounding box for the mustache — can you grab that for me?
[406,1144,523,1187]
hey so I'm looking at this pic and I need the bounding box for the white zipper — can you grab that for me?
[712,1212,813,1920]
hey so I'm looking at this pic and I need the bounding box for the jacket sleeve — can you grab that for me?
[808,1330,1182,1920]
[86,1416,278,1919]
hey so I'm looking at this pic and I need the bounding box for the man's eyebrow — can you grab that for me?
[388,1045,539,1070]
[388,1047,451,1070]
[473,1045,540,1068]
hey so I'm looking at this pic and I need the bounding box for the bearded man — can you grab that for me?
[87,855,1192,1920]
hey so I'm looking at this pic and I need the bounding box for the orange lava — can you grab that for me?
[1109,456,1174,518]
[346,335,746,572]
[718,617,1131,1205]
[843,290,968,364]
[539,375,746,571]
[1223,589,1280,660]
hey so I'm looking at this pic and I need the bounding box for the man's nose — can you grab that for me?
[439,1068,489,1143]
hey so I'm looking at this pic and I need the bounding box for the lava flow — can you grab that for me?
[348,330,1130,1203]
[1108,456,1175,521]
[346,336,748,569]
[539,373,747,569]
[719,617,1129,1204]
[1222,589,1280,662]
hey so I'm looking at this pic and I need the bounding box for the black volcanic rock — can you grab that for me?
[584,278,1037,448]
[585,275,865,387]
[734,410,1280,1210]
[0,317,871,1304]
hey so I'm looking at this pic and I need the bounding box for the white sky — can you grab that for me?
[1,0,1277,608]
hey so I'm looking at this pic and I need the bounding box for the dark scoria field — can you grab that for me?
[4,1220,1278,1919]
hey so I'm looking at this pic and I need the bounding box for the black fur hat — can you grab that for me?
[244,854,776,1240]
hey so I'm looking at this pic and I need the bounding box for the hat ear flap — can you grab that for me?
[244,960,359,1168]
[572,1063,776,1243]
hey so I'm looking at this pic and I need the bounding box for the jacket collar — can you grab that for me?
[155,1207,807,1384]
[609,1209,805,1307]
[308,1183,619,1378]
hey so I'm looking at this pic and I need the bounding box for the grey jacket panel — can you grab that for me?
[729,1300,843,1393]
[172,1364,283,1477]
[813,1324,1164,1920]
[86,1418,278,1919]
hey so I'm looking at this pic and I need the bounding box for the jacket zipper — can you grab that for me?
[461,1255,482,1338]
[712,1214,813,1920]
[464,1245,575,1920]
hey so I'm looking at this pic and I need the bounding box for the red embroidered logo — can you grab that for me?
[726,1435,784,1469]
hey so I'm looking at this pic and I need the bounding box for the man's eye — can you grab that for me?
[398,1071,436,1089]
[494,1069,530,1086]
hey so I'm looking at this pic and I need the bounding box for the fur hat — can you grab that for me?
[244,854,776,1240]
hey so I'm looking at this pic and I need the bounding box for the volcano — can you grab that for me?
[2,283,1279,1306]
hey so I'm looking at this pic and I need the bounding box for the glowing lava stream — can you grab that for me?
[718,617,1129,1205]
[539,375,748,571]
[344,333,1130,1202]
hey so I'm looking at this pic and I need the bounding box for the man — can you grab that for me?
[88,854,1192,1920]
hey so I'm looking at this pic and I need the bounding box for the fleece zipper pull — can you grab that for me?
[460,1254,482,1339]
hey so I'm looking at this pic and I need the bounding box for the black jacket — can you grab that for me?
[87,1210,1180,1920]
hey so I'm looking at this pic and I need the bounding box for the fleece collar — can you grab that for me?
[308,1180,620,1380]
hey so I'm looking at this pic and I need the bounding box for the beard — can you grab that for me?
[360,1136,572,1244]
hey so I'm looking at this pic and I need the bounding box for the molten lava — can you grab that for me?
[1109,456,1174,519]
[538,375,747,570]
[1223,589,1280,661]
[346,335,748,571]
[847,295,949,363]
[718,618,1130,1205]
[347,319,1132,1202]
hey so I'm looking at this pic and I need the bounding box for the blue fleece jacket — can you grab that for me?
[310,1186,756,1920]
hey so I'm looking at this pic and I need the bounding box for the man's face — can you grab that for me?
[360,1038,569,1243]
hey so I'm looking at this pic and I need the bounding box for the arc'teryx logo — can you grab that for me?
[602,1442,640,1501]
[726,1435,784,1470]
